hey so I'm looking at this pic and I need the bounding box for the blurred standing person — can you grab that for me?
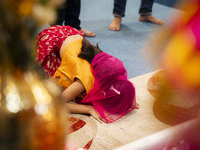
[54,0,95,37]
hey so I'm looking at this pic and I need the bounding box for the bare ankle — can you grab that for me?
[139,15,164,25]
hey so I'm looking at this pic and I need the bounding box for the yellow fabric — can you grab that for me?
[53,39,94,94]
[162,29,200,87]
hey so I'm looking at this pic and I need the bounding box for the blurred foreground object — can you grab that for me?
[0,0,68,149]
[160,0,200,91]
[0,69,67,150]
[149,0,200,90]
[146,0,200,121]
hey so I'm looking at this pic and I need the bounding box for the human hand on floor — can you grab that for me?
[136,103,140,109]
[89,107,106,123]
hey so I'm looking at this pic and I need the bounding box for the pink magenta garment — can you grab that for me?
[80,52,137,123]
[36,25,84,77]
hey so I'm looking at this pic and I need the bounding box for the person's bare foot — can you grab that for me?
[139,15,164,25]
[81,28,96,37]
[136,103,140,109]
[109,17,122,31]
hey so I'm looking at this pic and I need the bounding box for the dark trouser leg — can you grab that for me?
[113,0,127,17]
[64,0,81,30]
[55,7,65,25]
[139,0,154,16]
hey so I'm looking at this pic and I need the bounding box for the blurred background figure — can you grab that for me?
[53,0,95,37]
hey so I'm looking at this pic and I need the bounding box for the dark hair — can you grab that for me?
[78,38,102,64]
